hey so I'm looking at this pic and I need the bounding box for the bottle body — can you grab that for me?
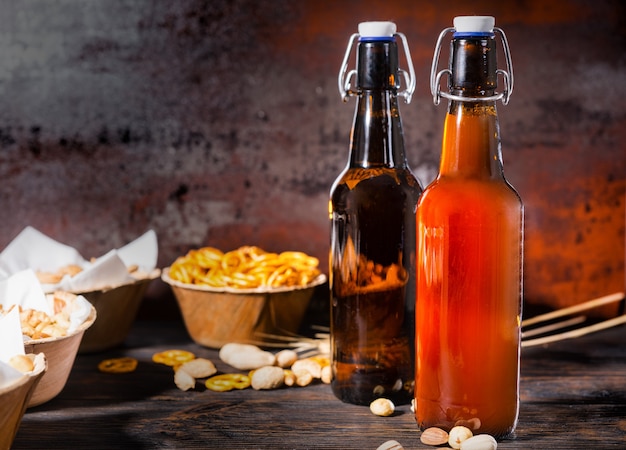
[330,25,422,405]
[330,163,421,405]
[415,101,523,437]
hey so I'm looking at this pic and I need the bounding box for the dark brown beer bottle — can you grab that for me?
[330,21,422,405]
[415,16,522,437]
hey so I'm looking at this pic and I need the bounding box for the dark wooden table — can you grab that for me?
[12,318,626,449]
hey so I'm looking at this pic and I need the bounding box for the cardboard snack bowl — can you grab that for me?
[77,269,160,353]
[0,354,47,449]
[24,305,96,407]
[162,268,326,349]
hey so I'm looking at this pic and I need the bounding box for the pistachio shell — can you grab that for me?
[459,434,498,450]
[376,440,404,450]
[420,427,449,446]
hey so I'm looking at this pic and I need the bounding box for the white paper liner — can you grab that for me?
[0,269,92,335]
[0,227,158,293]
[0,307,27,389]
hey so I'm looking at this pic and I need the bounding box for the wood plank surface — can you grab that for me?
[11,320,626,449]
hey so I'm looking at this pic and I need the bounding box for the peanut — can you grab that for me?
[460,434,497,450]
[275,349,298,368]
[369,398,395,417]
[178,357,217,378]
[291,358,322,378]
[448,425,473,449]
[8,354,34,373]
[320,364,332,384]
[250,365,285,390]
[294,369,313,387]
[174,367,196,391]
[376,440,404,450]
[283,369,297,386]
[219,343,276,370]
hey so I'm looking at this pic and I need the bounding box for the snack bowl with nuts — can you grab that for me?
[163,268,326,349]
[0,353,47,450]
[77,269,161,353]
[23,303,96,407]
[1,227,160,353]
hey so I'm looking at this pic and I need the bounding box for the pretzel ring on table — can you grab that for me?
[205,373,251,392]
[98,357,138,374]
[152,349,196,367]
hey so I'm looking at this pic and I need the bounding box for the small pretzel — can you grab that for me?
[205,373,251,392]
[152,349,195,367]
[98,357,138,373]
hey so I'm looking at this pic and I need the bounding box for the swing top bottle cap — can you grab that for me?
[358,21,397,38]
[453,16,495,34]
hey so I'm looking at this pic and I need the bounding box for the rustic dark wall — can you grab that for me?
[1,0,624,316]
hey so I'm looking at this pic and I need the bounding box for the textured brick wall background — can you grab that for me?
[1,0,624,318]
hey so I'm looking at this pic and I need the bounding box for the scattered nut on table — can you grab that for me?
[250,365,285,390]
[291,358,322,379]
[320,364,332,384]
[420,427,449,446]
[178,357,217,378]
[174,367,196,391]
[275,349,298,368]
[376,439,404,450]
[369,398,395,417]
[448,425,473,449]
[283,369,297,386]
[294,369,314,387]
[219,343,276,370]
[459,434,497,450]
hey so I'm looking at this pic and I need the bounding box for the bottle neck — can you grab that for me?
[449,34,497,97]
[439,33,503,178]
[440,100,502,178]
[348,37,407,168]
[349,90,406,168]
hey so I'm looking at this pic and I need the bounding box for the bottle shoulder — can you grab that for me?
[331,166,422,196]
[418,176,522,212]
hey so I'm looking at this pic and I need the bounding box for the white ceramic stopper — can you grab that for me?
[453,16,495,33]
[358,21,397,38]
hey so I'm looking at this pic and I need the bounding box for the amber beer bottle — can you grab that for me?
[330,22,422,405]
[415,16,522,437]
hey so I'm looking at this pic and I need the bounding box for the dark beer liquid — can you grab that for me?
[330,30,421,406]
[330,168,420,405]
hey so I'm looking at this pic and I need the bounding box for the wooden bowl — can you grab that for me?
[0,353,47,449]
[162,268,326,349]
[77,269,160,353]
[24,305,96,407]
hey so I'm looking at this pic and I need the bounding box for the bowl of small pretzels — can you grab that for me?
[162,245,326,349]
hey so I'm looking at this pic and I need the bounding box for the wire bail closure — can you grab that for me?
[338,32,416,104]
[430,27,514,106]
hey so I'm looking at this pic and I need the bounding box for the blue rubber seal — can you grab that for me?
[453,31,494,38]
[359,36,396,42]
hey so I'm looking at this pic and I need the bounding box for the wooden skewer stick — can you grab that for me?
[522,292,624,327]
[521,315,586,339]
[522,314,626,348]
